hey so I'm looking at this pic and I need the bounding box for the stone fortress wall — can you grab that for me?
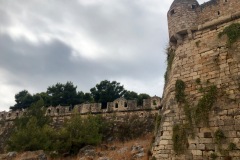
[0,96,161,121]
[0,96,161,154]
[153,0,240,159]
[169,0,240,45]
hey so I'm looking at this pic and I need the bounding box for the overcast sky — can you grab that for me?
[0,0,207,111]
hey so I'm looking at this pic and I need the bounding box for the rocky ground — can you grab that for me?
[0,134,154,160]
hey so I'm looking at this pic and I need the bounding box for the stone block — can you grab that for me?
[159,140,169,145]
[219,110,228,115]
[189,144,197,150]
[234,125,240,131]
[191,150,202,156]
[199,138,213,144]
[158,154,169,158]
[205,144,215,151]
[225,131,236,138]
[158,150,171,154]
[165,145,172,150]
[161,135,172,140]
[224,119,235,125]
[197,144,205,150]
[237,132,240,137]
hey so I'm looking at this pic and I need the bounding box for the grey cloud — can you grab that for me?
[0,0,172,110]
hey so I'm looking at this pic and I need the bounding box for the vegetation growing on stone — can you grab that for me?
[228,142,237,151]
[173,79,218,142]
[172,124,188,154]
[195,85,217,126]
[210,153,218,160]
[183,103,194,136]
[175,79,186,103]
[214,129,226,154]
[195,78,201,84]
[218,23,240,47]
[195,40,201,47]
[164,47,175,83]
[175,80,194,136]
[151,156,157,160]
[214,129,226,144]
[155,115,162,133]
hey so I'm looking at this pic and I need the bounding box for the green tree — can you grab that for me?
[77,92,94,104]
[32,92,51,106]
[47,82,80,106]
[10,90,33,110]
[137,93,150,106]
[90,80,126,108]
[124,91,138,100]
[83,93,94,103]
[47,83,64,106]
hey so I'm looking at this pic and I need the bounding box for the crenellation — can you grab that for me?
[0,96,161,122]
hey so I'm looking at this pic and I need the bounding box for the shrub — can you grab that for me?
[61,114,102,154]
[7,99,53,152]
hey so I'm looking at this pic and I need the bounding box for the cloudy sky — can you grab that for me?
[0,0,207,111]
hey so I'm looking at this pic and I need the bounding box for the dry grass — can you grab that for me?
[100,133,153,160]
[9,134,153,160]
[47,133,154,160]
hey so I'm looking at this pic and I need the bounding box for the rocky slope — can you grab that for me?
[0,134,153,160]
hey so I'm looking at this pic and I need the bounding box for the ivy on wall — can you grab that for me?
[218,23,240,47]
[195,85,217,126]
[172,124,188,154]
[172,79,218,154]
[175,80,186,103]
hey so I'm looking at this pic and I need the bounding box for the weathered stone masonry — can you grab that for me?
[0,96,161,153]
[0,96,161,121]
[152,0,240,159]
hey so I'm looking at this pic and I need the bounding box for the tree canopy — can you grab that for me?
[10,90,33,110]
[137,93,150,106]
[47,82,79,106]
[9,80,152,110]
[123,91,138,100]
[90,80,126,108]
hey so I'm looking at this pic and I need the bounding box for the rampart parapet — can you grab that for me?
[0,96,161,121]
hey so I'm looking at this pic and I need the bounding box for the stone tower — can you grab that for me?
[152,0,240,159]
[168,0,199,45]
